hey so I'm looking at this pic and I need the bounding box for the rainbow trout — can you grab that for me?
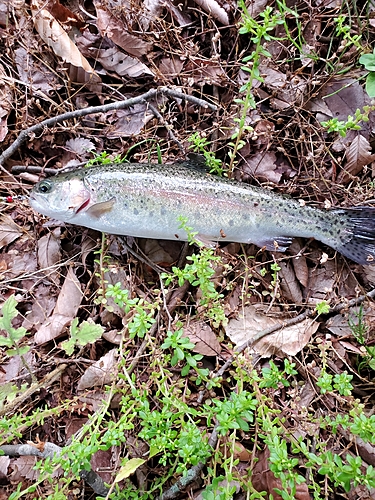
[29,161,375,264]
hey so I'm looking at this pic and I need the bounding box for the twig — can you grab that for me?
[146,101,185,153]
[0,87,216,170]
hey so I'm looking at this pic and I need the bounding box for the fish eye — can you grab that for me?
[37,180,53,194]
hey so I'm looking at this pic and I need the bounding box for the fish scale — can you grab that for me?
[29,161,375,264]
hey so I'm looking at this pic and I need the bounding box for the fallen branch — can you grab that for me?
[0,87,217,170]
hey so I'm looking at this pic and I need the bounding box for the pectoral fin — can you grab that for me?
[257,236,293,252]
[85,198,116,219]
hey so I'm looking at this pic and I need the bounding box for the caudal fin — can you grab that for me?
[335,207,375,264]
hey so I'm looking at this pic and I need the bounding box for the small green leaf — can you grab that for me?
[366,72,375,98]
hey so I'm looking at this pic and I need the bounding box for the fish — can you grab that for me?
[29,160,375,265]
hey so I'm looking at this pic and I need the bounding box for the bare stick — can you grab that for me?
[0,87,216,169]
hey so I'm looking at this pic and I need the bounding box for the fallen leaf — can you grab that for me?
[338,134,375,183]
[31,0,94,74]
[95,46,154,78]
[95,3,152,57]
[0,63,13,141]
[77,348,118,390]
[14,47,61,95]
[238,151,295,184]
[0,215,22,249]
[225,304,318,356]
[252,448,310,500]
[278,260,303,304]
[34,267,83,344]
[183,321,221,356]
[115,458,146,483]
[37,228,61,285]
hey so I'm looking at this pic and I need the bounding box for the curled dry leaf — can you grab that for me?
[192,0,229,25]
[77,348,118,390]
[225,304,318,356]
[0,215,22,249]
[31,0,94,74]
[34,267,83,344]
[183,321,221,356]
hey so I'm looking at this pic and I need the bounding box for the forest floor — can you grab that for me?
[1,0,375,499]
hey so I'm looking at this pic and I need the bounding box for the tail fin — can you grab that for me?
[335,207,375,264]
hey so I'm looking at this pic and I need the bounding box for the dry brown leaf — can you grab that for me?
[278,260,303,304]
[34,267,83,344]
[289,239,309,288]
[11,456,38,481]
[37,228,61,285]
[101,106,154,139]
[238,151,295,184]
[225,304,318,356]
[0,63,13,141]
[184,58,225,86]
[31,0,94,74]
[183,321,221,356]
[14,47,61,95]
[158,56,185,80]
[22,284,56,330]
[96,46,154,78]
[95,3,152,57]
[339,134,375,183]
[252,448,310,500]
[0,215,22,249]
[0,456,10,477]
[77,348,118,390]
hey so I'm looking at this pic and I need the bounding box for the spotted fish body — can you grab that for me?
[29,161,375,264]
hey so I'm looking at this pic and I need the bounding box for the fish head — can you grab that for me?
[29,175,91,221]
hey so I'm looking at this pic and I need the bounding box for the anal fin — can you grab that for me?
[257,236,293,252]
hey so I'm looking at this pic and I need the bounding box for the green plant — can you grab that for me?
[359,48,375,97]
[228,4,285,173]
[348,305,375,371]
[61,318,104,355]
[320,107,374,137]
[315,300,330,315]
[187,132,224,175]
[334,14,362,50]
[161,328,209,380]
[259,359,298,389]
[105,282,157,338]
[162,217,228,327]
[0,295,35,383]
[0,295,29,357]
[86,151,125,167]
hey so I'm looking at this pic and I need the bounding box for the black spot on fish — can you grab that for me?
[134,208,139,215]
[254,202,259,207]
[161,208,167,216]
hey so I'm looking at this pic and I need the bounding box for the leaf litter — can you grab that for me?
[1,0,375,498]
